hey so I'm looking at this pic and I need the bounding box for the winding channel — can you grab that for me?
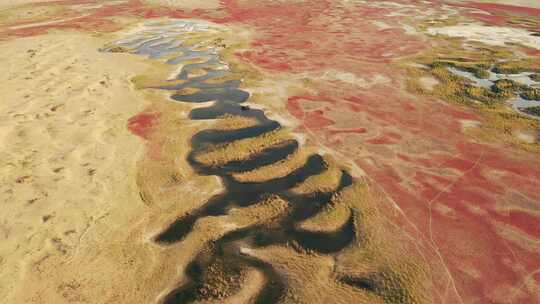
[104,20,360,303]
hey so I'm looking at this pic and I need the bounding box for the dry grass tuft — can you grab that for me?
[334,179,429,303]
[290,156,343,195]
[403,41,540,152]
[232,150,313,183]
[131,74,186,90]
[493,60,540,74]
[228,194,290,226]
[523,106,540,117]
[193,129,295,167]
[212,114,259,131]
[205,75,242,84]
[197,257,244,300]
[297,199,351,233]
[521,88,540,101]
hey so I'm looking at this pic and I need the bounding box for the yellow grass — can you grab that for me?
[194,129,294,166]
[297,199,351,233]
[334,180,429,304]
[232,150,313,183]
[131,74,185,90]
[241,245,384,304]
[402,39,540,153]
[227,195,289,226]
[205,73,242,84]
[493,59,540,74]
[212,114,259,131]
[290,156,342,195]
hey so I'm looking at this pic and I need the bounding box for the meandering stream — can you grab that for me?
[104,20,359,303]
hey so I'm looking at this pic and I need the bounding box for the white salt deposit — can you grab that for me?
[428,25,540,50]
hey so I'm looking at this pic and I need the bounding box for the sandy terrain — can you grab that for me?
[0,30,169,302]
[0,0,539,303]
[0,0,51,8]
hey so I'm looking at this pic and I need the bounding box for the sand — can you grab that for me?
[0,30,167,302]
[0,1,538,303]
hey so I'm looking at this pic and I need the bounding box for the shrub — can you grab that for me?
[493,61,540,74]
[491,79,521,94]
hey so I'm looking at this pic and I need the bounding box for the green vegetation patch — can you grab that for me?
[297,198,352,233]
[233,150,313,183]
[290,156,343,195]
[492,79,522,93]
[521,88,540,101]
[523,106,540,117]
[403,40,540,152]
[433,60,491,79]
[507,17,540,32]
[427,62,529,106]
[213,114,259,131]
[194,129,295,167]
[493,60,540,75]
[425,58,539,106]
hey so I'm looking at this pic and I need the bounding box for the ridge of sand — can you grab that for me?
[0,31,157,302]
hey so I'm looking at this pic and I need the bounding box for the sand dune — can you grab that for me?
[1,1,538,303]
[0,31,162,302]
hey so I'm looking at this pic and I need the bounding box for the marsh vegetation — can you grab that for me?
[105,20,429,304]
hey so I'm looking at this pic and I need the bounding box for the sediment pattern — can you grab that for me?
[103,20,423,304]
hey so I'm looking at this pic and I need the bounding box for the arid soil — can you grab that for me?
[0,30,155,302]
[0,1,539,304]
